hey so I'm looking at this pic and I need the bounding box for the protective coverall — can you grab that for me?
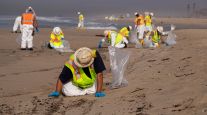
[78,14,84,28]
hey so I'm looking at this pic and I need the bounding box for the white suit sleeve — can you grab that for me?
[123,37,129,44]
[111,33,117,46]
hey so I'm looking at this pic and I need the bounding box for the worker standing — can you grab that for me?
[12,16,22,33]
[48,27,64,49]
[119,25,132,40]
[135,12,145,45]
[21,7,38,50]
[48,47,106,97]
[77,12,84,28]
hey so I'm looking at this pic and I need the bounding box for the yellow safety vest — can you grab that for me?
[134,17,139,26]
[145,15,152,26]
[50,32,64,47]
[79,14,84,21]
[119,27,129,37]
[115,33,124,45]
[65,53,96,89]
[152,30,160,43]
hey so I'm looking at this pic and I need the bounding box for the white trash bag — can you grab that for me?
[55,40,74,52]
[165,31,177,46]
[129,30,137,43]
[135,40,142,48]
[108,46,130,89]
[143,37,153,48]
[16,34,22,45]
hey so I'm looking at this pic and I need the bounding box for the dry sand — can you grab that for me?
[0,18,207,115]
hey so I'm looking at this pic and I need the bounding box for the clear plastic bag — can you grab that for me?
[143,37,153,48]
[129,30,137,43]
[55,40,74,52]
[16,34,22,45]
[135,40,142,48]
[108,46,130,89]
[165,31,177,46]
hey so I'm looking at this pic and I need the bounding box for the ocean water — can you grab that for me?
[0,15,124,29]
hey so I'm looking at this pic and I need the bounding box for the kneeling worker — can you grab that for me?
[49,47,106,97]
[151,26,163,47]
[103,30,128,48]
[48,27,64,49]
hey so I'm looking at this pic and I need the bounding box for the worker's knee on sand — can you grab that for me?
[62,82,96,96]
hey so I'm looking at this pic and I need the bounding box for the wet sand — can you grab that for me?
[0,18,207,115]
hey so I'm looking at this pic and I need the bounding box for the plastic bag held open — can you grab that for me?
[108,46,130,89]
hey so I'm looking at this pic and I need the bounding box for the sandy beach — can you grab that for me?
[0,18,207,115]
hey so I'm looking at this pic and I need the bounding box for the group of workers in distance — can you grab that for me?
[134,11,164,48]
[100,11,165,49]
[12,9,84,51]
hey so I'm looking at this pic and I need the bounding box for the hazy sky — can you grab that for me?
[0,0,206,17]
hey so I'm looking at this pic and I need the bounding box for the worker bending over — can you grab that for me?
[49,47,106,97]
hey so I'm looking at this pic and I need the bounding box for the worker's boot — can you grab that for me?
[21,48,26,50]
[28,48,33,51]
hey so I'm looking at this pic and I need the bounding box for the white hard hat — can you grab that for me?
[134,12,138,16]
[104,30,110,36]
[28,6,32,10]
[77,12,81,15]
[53,27,62,35]
[128,25,132,31]
[157,26,163,33]
[150,12,154,16]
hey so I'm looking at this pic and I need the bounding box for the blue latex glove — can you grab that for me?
[61,38,64,40]
[35,28,39,32]
[95,92,106,97]
[98,40,102,48]
[48,91,59,97]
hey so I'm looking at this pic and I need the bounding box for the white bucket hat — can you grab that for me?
[157,26,163,33]
[74,47,95,68]
[53,27,62,35]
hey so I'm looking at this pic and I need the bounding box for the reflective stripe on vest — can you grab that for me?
[64,52,96,89]
[107,31,117,44]
[22,13,34,25]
